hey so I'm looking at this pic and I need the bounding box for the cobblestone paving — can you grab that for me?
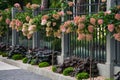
[0,61,52,80]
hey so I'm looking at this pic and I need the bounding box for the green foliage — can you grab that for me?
[0,52,3,55]
[3,0,40,8]
[2,53,8,57]
[32,0,41,4]
[76,72,89,80]
[22,57,28,63]
[49,0,61,8]
[30,59,36,65]
[0,9,11,36]
[32,14,42,31]
[39,62,50,68]
[15,11,32,23]
[52,66,57,72]
[0,1,8,10]
[63,67,74,76]
[105,78,114,80]
[12,54,23,60]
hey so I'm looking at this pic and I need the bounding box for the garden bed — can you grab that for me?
[0,56,106,80]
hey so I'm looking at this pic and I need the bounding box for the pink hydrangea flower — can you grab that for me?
[41,19,47,25]
[74,16,80,25]
[101,0,106,2]
[15,20,22,27]
[64,20,71,27]
[52,14,60,20]
[77,33,85,40]
[90,18,96,25]
[108,24,114,32]
[57,11,64,16]
[22,27,27,33]
[27,33,32,39]
[46,27,52,32]
[9,19,16,29]
[54,31,61,38]
[104,10,111,15]
[41,15,49,20]
[113,33,120,41]
[57,30,62,38]
[14,3,20,8]
[66,28,71,33]
[28,25,36,31]
[88,25,94,33]
[78,23,85,29]
[80,15,86,22]
[68,1,74,7]
[98,19,103,25]
[26,3,31,9]
[115,14,120,20]
[29,19,33,24]
[31,4,40,9]
[29,31,34,35]
[6,18,10,25]
[47,21,51,27]
[26,16,30,22]
[60,25,66,32]
[66,11,72,15]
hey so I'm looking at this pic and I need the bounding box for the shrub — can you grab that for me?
[39,62,50,68]
[76,72,89,80]
[0,52,3,55]
[30,59,36,65]
[105,78,114,80]
[52,66,57,72]
[63,67,74,76]
[22,57,28,63]
[2,53,8,57]
[12,54,23,60]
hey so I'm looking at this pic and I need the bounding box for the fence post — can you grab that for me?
[106,34,115,78]
[32,9,40,49]
[58,27,69,64]
[57,0,69,64]
[59,33,68,64]
[11,8,19,46]
[105,0,116,78]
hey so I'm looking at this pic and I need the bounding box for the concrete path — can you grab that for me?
[0,61,52,80]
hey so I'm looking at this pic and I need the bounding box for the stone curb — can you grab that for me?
[0,56,76,80]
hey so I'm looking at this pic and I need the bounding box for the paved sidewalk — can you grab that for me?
[0,61,52,80]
